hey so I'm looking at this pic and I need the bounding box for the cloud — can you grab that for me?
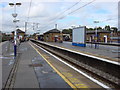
[0,0,119,34]
[26,3,45,18]
[0,0,119,2]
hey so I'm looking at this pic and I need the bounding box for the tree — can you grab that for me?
[111,27,118,32]
[86,28,94,31]
[97,27,103,30]
[104,25,111,31]
[62,29,72,34]
[94,27,103,30]
[86,27,102,31]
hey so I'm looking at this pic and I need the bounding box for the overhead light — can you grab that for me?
[9,3,14,7]
[94,21,99,23]
[13,19,20,23]
[12,13,18,18]
[16,3,21,7]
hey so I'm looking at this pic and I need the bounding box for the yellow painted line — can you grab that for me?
[75,84,88,88]
[42,54,50,59]
[62,72,89,88]
[29,42,77,89]
[68,78,81,83]
[62,72,73,77]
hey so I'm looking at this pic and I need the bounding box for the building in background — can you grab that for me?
[110,31,120,43]
[37,34,44,41]
[86,30,111,43]
[0,31,12,42]
[44,29,62,42]
[33,33,44,41]
[12,29,25,41]
[63,34,70,41]
[86,30,120,43]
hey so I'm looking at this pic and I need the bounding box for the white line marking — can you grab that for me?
[33,40,120,66]
[32,42,111,89]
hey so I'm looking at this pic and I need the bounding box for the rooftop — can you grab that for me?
[44,29,61,34]
[12,29,25,33]
[86,30,111,34]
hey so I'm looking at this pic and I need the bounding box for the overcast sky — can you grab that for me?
[0,0,119,34]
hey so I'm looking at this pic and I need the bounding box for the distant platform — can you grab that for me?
[42,41,119,62]
[72,43,86,47]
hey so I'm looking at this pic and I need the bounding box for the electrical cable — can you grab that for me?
[27,0,32,22]
[68,0,96,15]
[41,0,96,31]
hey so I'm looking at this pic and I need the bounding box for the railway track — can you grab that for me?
[31,39,120,89]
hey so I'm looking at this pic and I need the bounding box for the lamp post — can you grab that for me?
[9,3,21,58]
[94,21,99,49]
[110,29,113,43]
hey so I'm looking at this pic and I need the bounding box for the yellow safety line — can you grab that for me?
[29,42,77,89]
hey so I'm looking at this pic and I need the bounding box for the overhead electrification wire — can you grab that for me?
[41,0,81,30]
[101,18,117,22]
[50,0,82,21]
[68,0,96,15]
[23,0,81,32]
[41,0,96,31]
[27,0,32,22]
[25,0,32,33]
[84,17,117,28]
[26,0,96,32]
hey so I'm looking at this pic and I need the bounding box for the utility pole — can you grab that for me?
[94,21,99,49]
[33,23,35,31]
[24,22,27,41]
[9,3,21,58]
[25,22,27,34]
[55,24,57,29]
[36,23,39,29]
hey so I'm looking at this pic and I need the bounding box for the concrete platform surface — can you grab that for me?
[14,41,71,88]
[31,42,103,88]
[14,42,39,88]
[1,41,14,88]
[45,41,119,61]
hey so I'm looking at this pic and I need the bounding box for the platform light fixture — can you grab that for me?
[9,3,21,58]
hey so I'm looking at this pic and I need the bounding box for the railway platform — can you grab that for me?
[45,41,119,62]
[13,42,39,88]
[1,41,15,89]
[2,40,119,89]
[30,39,120,89]
[2,41,72,89]
[14,41,71,88]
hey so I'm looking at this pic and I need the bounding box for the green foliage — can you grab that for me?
[62,26,118,32]
[104,25,111,31]
[97,27,103,30]
[86,27,103,31]
[111,27,118,32]
[86,28,94,31]
[62,29,72,34]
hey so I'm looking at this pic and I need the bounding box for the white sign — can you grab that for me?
[118,1,120,30]
[72,26,86,44]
